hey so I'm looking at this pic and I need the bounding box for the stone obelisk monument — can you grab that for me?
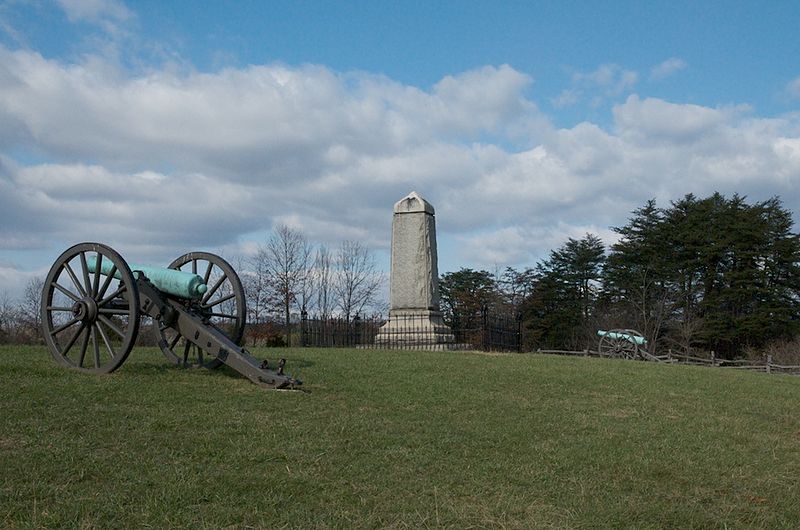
[376,191,454,347]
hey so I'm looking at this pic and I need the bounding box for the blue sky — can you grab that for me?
[1,0,799,300]
[12,1,799,118]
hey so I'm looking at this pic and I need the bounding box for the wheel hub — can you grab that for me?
[72,297,99,323]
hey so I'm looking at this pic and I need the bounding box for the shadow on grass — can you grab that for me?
[121,356,315,381]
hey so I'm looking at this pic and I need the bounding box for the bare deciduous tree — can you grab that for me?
[0,291,16,343]
[261,224,312,339]
[628,268,672,354]
[244,255,273,320]
[333,240,385,321]
[20,277,44,330]
[240,255,274,345]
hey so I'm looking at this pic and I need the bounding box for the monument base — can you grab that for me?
[375,309,455,348]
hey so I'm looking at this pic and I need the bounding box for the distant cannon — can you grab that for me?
[597,329,648,360]
[40,242,301,389]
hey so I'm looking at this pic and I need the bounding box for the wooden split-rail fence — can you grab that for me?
[534,348,800,376]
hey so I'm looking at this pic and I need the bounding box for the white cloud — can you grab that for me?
[554,63,639,108]
[613,95,742,143]
[0,48,799,292]
[650,58,687,80]
[0,49,543,181]
[551,88,580,108]
[0,263,48,297]
[572,63,638,96]
[56,0,133,25]
[786,77,800,99]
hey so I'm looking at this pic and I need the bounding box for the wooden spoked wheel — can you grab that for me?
[40,243,140,373]
[155,252,246,368]
[598,329,644,360]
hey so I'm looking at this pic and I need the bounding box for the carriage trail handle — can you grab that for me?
[138,274,301,389]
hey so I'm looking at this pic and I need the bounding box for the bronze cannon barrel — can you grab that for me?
[86,256,208,299]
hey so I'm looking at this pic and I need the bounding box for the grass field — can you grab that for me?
[2,345,800,529]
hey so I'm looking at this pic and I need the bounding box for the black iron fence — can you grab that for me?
[246,309,523,352]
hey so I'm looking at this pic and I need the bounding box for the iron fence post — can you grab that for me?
[353,313,361,347]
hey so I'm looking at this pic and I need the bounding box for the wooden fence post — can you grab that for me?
[767,354,772,374]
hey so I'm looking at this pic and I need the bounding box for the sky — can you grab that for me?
[1,0,799,300]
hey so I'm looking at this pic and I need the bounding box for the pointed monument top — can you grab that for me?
[393,191,435,215]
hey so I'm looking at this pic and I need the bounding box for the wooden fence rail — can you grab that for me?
[532,348,800,376]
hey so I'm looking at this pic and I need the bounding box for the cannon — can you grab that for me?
[39,242,301,389]
[597,329,648,360]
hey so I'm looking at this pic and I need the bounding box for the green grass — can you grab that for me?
[2,345,800,529]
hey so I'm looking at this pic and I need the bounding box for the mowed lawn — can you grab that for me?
[1,345,800,529]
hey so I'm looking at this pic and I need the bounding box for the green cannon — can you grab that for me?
[86,256,208,299]
[597,329,648,359]
[40,242,301,389]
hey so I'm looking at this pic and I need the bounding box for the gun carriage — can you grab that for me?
[597,329,649,360]
[40,242,300,389]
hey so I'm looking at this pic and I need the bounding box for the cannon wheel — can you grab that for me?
[598,328,644,360]
[40,243,140,373]
[155,252,246,368]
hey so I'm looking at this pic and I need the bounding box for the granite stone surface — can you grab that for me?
[376,191,454,347]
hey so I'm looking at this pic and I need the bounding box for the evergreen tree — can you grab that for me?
[439,268,496,329]
[603,193,800,356]
[527,234,605,349]
[603,199,675,350]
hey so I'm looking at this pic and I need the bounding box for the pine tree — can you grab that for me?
[603,193,800,357]
[527,234,605,349]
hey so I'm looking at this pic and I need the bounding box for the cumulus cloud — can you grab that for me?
[613,95,737,142]
[1,47,799,298]
[650,58,687,80]
[0,49,543,180]
[1,161,263,254]
[553,63,638,108]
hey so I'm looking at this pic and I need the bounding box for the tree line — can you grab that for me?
[4,192,798,357]
[440,193,800,358]
[242,224,386,345]
[0,225,386,347]
[0,277,44,344]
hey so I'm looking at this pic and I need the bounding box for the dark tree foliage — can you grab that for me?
[602,199,674,347]
[525,234,606,350]
[438,193,798,356]
[439,268,496,329]
[604,193,800,357]
[497,266,537,314]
